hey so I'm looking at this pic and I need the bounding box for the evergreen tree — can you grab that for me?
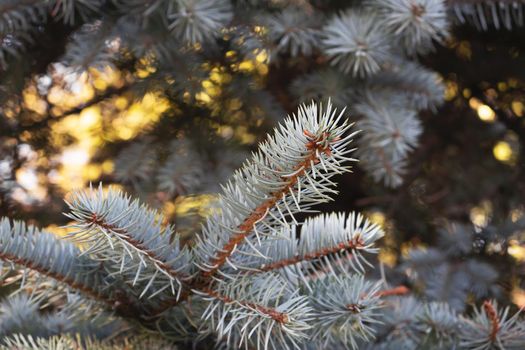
[1,0,525,349]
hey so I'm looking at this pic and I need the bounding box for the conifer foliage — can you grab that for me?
[0,0,451,188]
[2,0,525,349]
[1,102,525,349]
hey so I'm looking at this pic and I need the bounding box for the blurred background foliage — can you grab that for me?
[1,0,525,313]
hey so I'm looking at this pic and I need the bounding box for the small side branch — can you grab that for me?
[256,238,363,273]
[201,288,290,324]
[375,285,410,298]
[0,251,133,314]
[87,213,187,281]
[202,131,334,279]
[483,300,500,342]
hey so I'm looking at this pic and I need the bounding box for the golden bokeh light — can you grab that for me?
[508,240,525,261]
[468,97,496,122]
[16,168,39,192]
[18,65,174,196]
[477,104,496,122]
[512,287,525,308]
[493,141,513,163]
[512,100,524,117]
[60,147,90,167]
[366,210,397,267]
[368,210,386,228]
[16,46,266,217]
[470,200,492,228]
[468,97,481,109]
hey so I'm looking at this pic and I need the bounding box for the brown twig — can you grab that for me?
[483,300,500,342]
[87,213,188,280]
[374,285,410,298]
[254,237,363,274]
[0,251,137,316]
[202,288,290,324]
[200,130,336,279]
